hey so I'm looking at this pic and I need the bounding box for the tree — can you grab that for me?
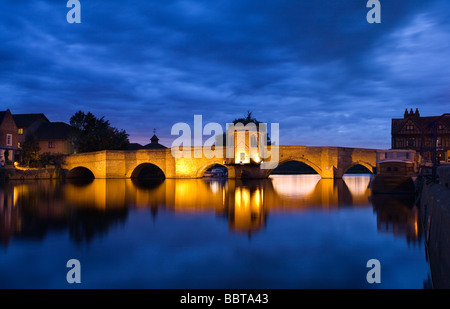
[216,111,271,146]
[69,111,130,153]
[232,111,261,126]
[22,133,40,166]
[39,152,66,168]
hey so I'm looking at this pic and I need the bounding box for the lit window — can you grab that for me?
[48,141,55,148]
[18,128,23,135]
[406,125,414,130]
[6,134,12,146]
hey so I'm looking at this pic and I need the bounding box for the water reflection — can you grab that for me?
[0,175,421,246]
[370,194,421,245]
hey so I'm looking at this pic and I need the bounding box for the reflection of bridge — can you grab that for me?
[61,176,371,211]
[63,146,377,179]
[61,176,373,233]
[1,175,420,242]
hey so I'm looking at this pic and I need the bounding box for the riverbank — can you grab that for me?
[0,166,66,181]
[418,165,450,289]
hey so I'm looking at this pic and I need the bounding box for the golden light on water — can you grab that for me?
[342,175,372,205]
[62,176,374,213]
[209,181,220,194]
[13,186,19,207]
[232,186,264,233]
[270,174,321,198]
[1,174,421,242]
[342,175,371,197]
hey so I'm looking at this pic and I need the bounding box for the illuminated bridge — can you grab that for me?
[63,145,378,180]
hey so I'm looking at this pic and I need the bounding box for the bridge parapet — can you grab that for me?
[63,146,378,179]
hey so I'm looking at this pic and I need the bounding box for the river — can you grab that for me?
[0,174,430,288]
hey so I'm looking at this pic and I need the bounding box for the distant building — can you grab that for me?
[391,108,450,163]
[127,134,167,150]
[126,143,145,150]
[12,112,74,157]
[143,134,167,149]
[34,122,74,155]
[0,109,19,165]
[12,113,50,148]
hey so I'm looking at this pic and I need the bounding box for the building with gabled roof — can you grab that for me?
[34,122,74,155]
[12,113,50,147]
[392,108,450,163]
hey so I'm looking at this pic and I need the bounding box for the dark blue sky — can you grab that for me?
[1,0,449,148]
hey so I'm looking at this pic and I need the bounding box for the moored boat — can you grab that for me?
[370,150,417,194]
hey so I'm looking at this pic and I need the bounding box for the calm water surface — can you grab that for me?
[0,175,430,288]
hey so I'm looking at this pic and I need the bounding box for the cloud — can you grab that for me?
[0,0,448,148]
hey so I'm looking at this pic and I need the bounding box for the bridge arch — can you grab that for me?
[196,162,236,178]
[131,163,165,180]
[342,161,375,176]
[67,166,96,179]
[265,157,323,178]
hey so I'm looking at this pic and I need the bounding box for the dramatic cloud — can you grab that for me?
[1,0,449,148]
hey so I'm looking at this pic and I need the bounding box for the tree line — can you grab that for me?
[20,111,130,167]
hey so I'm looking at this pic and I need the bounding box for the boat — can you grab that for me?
[370,150,417,194]
[203,167,228,178]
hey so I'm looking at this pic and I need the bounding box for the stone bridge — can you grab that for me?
[63,146,378,179]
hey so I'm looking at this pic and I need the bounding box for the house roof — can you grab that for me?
[392,114,450,135]
[127,143,144,150]
[142,142,167,149]
[34,122,72,140]
[0,109,15,126]
[143,134,167,149]
[12,113,49,128]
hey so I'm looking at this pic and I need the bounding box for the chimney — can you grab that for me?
[415,108,420,117]
[404,108,408,118]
